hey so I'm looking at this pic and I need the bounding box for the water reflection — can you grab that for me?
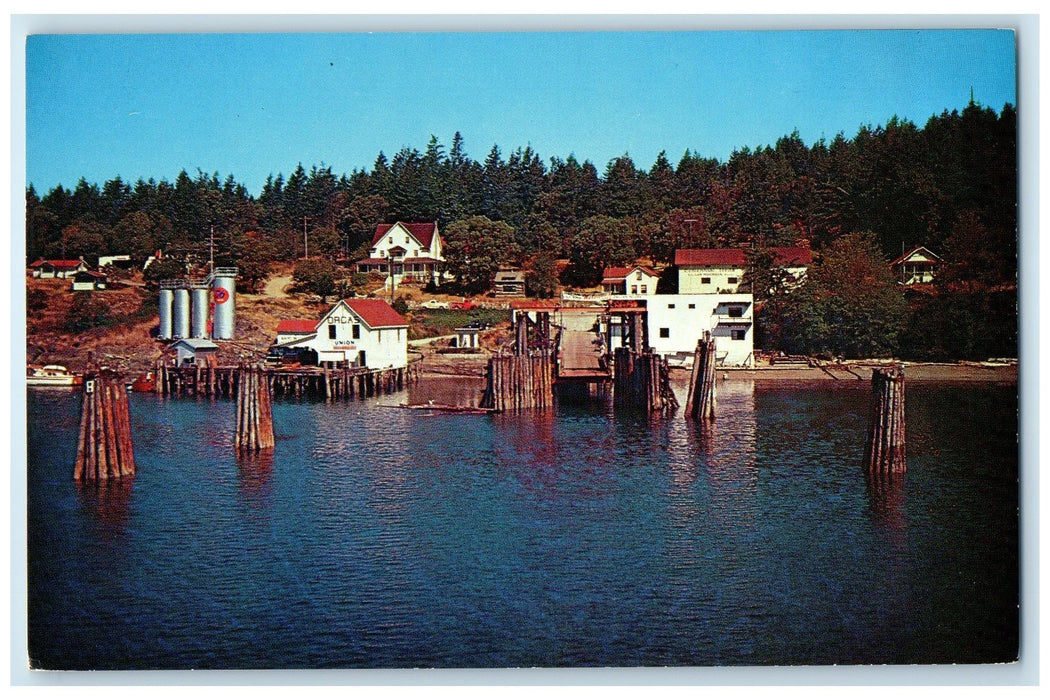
[238,450,274,500]
[867,473,908,548]
[76,478,134,532]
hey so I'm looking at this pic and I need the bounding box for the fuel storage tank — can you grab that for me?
[190,284,211,338]
[158,287,174,340]
[172,288,190,339]
[211,268,237,340]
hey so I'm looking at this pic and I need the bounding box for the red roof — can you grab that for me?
[371,222,438,249]
[674,247,812,267]
[276,319,318,334]
[29,258,84,269]
[601,265,660,282]
[342,298,408,328]
[889,245,942,267]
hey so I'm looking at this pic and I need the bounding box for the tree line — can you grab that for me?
[26,99,1017,360]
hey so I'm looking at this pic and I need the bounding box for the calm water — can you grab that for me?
[26,378,1018,669]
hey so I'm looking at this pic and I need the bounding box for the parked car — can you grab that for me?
[464,320,490,330]
[419,299,450,309]
[450,298,477,310]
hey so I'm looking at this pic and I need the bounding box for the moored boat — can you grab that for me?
[26,365,82,387]
[129,371,155,392]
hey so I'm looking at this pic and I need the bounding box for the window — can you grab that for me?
[352,324,361,340]
[731,329,746,341]
[659,328,670,338]
[631,285,638,294]
[701,277,711,284]
[636,271,643,280]
[688,303,696,309]
[667,303,675,309]
[328,324,337,340]
[728,306,744,318]
[640,285,647,293]
[728,277,738,284]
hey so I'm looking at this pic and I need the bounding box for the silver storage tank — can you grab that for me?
[191,285,210,338]
[211,268,237,339]
[158,288,174,340]
[172,288,190,339]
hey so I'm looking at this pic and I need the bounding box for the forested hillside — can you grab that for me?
[26,99,1017,360]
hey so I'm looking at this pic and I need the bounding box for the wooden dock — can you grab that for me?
[152,362,416,401]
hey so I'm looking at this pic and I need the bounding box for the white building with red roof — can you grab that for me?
[601,265,661,295]
[28,257,89,279]
[675,247,811,294]
[889,245,941,285]
[270,298,409,369]
[355,221,445,287]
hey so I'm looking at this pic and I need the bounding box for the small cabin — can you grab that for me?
[492,269,526,297]
[890,246,941,285]
[72,270,108,291]
[169,338,219,366]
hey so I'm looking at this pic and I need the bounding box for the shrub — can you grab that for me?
[64,292,113,333]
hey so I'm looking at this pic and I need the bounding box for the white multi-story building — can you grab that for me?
[676,247,810,294]
[355,221,445,287]
[607,293,755,367]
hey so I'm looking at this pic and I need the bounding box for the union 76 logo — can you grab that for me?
[214,287,230,304]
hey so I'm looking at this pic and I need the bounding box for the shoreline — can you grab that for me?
[416,351,1018,383]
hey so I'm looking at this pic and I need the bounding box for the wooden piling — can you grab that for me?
[613,347,678,415]
[74,370,136,482]
[235,364,275,454]
[481,348,554,413]
[685,336,717,421]
[863,365,906,476]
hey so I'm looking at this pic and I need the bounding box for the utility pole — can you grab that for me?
[388,250,396,305]
[209,225,215,273]
[302,216,310,259]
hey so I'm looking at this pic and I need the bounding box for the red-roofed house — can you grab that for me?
[270,298,408,369]
[29,258,89,279]
[71,270,108,291]
[675,247,811,294]
[889,245,941,285]
[355,221,445,287]
[601,265,661,295]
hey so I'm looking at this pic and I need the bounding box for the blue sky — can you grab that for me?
[25,29,1017,196]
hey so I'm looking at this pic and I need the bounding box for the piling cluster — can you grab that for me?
[685,336,717,422]
[863,366,907,476]
[235,365,275,453]
[74,370,135,482]
[480,349,554,412]
[612,347,678,415]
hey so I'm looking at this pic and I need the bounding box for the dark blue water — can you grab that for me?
[26,379,1018,669]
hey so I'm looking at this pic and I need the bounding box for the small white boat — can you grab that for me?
[26,365,82,387]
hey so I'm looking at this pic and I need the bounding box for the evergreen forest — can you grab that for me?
[25,100,1017,361]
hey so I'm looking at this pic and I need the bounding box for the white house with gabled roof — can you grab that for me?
[889,245,941,285]
[601,265,661,295]
[271,298,409,369]
[355,221,445,286]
